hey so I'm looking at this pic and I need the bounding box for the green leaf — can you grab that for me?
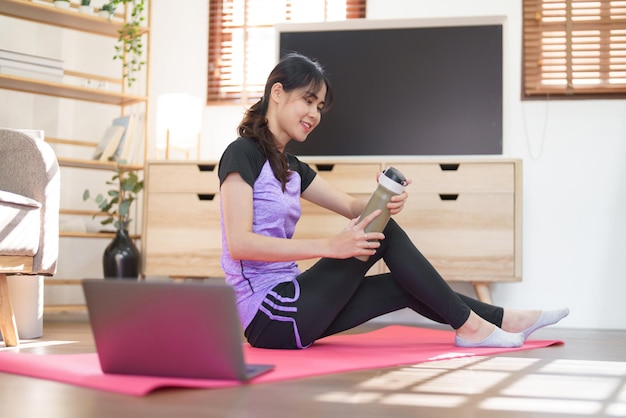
[119,200,131,216]
[98,200,111,211]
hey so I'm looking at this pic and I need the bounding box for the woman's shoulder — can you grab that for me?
[218,137,266,186]
[220,137,265,164]
[286,153,317,190]
[224,136,261,154]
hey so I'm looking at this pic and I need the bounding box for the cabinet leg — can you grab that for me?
[473,282,493,305]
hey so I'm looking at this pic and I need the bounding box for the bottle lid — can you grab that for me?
[379,166,407,194]
[383,167,407,186]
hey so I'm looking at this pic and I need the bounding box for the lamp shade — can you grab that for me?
[156,93,202,151]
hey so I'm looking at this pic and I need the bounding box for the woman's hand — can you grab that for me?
[327,210,385,259]
[388,188,409,215]
[376,172,411,216]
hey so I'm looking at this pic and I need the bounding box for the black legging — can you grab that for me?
[244,219,503,349]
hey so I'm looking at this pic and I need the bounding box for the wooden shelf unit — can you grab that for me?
[0,73,146,105]
[56,157,144,172]
[0,0,151,308]
[0,0,126,36]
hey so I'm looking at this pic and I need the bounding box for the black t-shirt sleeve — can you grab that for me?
[218,137,265,188]
[287,154,317,193]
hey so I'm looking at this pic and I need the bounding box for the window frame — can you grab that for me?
[522,0,626,100]
[207,0,366,105]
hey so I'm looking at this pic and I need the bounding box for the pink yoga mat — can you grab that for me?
[0,325,561,396]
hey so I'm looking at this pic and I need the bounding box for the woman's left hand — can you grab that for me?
[388,189,409,215]
[376,173,411,215]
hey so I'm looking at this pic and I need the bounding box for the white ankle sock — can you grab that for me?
[455,327,524,348]
[522,308,570,339]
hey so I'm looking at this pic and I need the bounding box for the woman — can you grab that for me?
[218,52,568,350]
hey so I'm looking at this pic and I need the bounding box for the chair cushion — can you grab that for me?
[0,190,42,256]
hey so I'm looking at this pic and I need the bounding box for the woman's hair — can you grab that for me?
[238,52,334,190]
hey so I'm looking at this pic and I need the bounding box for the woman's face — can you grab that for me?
[269,82,327,150]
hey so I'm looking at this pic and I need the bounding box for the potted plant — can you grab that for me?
[109,0,146,88]
[83,165,143,279]
[53,0,71,9]
[98,2,116,18]
[79,0,93,14]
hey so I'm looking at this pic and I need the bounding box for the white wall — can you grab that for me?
[149,0,626,330]
[2,0,624,329]
[147,0,247,160]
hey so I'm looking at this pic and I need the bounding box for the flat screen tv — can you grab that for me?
[276,17,504,156]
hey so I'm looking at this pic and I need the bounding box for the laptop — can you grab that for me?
[82,279,274,381]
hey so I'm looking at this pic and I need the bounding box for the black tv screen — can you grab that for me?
[278,20,503,156]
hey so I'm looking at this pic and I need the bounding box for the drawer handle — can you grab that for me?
[315,164,334,171]
[439,164,460,171]
[197,164,216,172]
[197,194,215,201]
[439,194,459,201]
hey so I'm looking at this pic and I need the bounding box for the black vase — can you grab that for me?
[103,228,140,279]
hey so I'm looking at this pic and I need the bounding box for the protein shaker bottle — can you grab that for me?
[356,166,407,261]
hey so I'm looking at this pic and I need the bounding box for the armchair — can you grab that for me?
[0,128,60,347]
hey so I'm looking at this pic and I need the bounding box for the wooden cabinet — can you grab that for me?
[382,160,522,303]
[295,159,522,303]
[142,158,522,303]
[142,161,223,278]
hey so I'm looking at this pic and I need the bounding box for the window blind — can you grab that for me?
[523,0,626,98]
[208,0,366,104]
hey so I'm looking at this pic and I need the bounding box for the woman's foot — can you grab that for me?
[455,311,524,348]
[501,308,570,339]
[455,327,524,348]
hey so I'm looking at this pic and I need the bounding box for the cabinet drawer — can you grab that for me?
[389,162,515,193]
[305,162,382,193]
[145,192,220,229]
[144,253,223,278]
[394,193,515,279]
[396,193,514,230]
[143,192,223,277]
[143,237,223,277]
[410,230,515,279]
[147,162,219,193]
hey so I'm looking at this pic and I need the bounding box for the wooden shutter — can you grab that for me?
[523,0,626,98]
[208,0,366,104]
[346,0,367,19]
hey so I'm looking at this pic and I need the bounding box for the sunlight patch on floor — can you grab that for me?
[479,397,603,415]
[501,374,621,400]
[357,367,445,390]
[314,356,626,416]
[417,369,510,395]
[315,391,384,404]
[606,401,626,416]
[381,393,467,408]
[0,340,78,351]
[540,359,626,376]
